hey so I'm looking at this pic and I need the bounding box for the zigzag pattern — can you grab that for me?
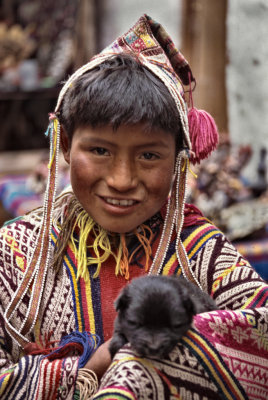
[192,235,266,309]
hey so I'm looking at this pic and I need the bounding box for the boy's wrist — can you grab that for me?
[83,339,112,380]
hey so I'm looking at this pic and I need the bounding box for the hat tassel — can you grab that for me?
[188,106,219,164]
[187,74,219,165]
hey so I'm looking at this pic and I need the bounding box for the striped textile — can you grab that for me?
[0,367,14,397]
[182,329,247,400]
[0,354,78,400]
[51,225,147,342]
[182,223,222,261]
[1,196,267,399]
[97,300,268,400]
[93,387,137,400]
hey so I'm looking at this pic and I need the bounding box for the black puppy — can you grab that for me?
[109,275,217,358]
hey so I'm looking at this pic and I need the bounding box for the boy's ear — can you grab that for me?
[60,127,71,164]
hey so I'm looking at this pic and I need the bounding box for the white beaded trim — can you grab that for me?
[148,155,180,275]
[4,119,60,345]
[174,157,202,289]
[28,119,60,334]
[140,56,191,151]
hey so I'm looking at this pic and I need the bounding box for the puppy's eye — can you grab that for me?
[173,323,184,330]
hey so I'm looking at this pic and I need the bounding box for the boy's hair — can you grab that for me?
[58,54,183,151]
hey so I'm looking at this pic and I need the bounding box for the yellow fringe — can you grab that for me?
[182,158,198,179]
[70,209,153,282]
[129,225,153,272]
[47,119,58,169]
[119,234,130,280]
[189,164,198,179]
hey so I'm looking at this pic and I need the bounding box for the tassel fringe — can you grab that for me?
[188,107,219,165]
[55,196,154,281]
[24,331,100,369]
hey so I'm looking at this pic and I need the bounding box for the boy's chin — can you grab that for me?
[103,224,139,235]
[94,217,146,235]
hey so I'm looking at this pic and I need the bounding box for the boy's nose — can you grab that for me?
[106,159,138,192]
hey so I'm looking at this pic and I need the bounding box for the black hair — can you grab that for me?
[58,54,183,151]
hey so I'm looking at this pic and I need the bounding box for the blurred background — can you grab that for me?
[0,0,267,278]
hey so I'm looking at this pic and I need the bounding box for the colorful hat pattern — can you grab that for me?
[101,15,193,86]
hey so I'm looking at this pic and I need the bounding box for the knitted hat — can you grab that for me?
[5,14,218,346]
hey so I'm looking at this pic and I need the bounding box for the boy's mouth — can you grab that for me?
[104,197,138,207]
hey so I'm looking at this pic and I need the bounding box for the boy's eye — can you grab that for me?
[91,147,109,156]
[141,152,159,160]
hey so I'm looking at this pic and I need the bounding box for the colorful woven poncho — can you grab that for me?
[0,13,267,400]
[0,191,267,399]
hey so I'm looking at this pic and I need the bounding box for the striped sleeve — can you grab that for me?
[0,350,79,400]
[187,225,267,310]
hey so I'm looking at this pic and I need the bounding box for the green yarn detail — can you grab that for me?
[73,389,80,399]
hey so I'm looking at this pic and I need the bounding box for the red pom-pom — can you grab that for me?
[188,107,219,164]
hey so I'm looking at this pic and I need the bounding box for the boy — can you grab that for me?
[0,15,267,400]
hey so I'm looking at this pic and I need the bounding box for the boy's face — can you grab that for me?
[62,123,176,233]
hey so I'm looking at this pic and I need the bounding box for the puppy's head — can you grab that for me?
[114,276,197,358]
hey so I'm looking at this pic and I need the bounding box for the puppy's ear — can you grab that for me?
[178,276,217,316]
[180,285,202,316]
[114,286,130,312]
[182,296,196,317]
[182,290,216,316]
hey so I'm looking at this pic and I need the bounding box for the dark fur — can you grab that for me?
[109,275,217,358]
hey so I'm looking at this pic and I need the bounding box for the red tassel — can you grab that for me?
[23,332,59,356]
[24,342,58,356]
[188,107,219,165]
[46,342,84,361]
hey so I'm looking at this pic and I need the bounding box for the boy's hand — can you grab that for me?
[83,338,112,380]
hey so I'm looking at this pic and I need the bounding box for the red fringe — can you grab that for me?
[24,341,84,358]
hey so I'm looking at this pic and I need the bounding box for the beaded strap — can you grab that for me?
[175,158,202,288]
[149,154,201,288]
[148,156,179,275]
[141,57,191,150]
[55,53,116,113]
[4,116,60,346]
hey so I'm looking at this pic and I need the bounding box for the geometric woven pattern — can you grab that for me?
[1,192,268,399]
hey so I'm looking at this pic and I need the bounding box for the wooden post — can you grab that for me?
[73,0,97,69]
[181,0,228,133]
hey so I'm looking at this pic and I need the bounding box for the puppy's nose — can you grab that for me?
[147,343,161,356]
